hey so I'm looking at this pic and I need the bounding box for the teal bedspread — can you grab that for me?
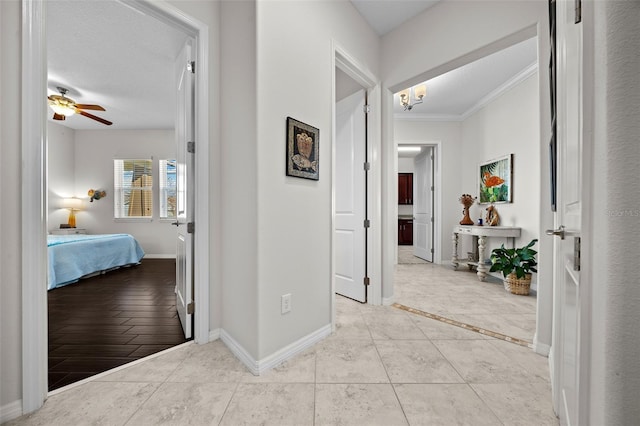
[47,233,145,290]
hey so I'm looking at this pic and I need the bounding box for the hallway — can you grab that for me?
[10,271,556,425]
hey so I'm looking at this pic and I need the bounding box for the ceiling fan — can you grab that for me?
[47,86,112,126]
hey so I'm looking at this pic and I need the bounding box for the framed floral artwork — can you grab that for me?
[286,117,319,180]
[479,154,512,204]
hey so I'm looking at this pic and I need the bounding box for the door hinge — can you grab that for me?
[430,248,434,254]
[187,302,195,314]
[574,237,581,271]
[364,219,370,228]
[187,141,195,153]
[187,222,195,233]
[430,217,434,223]
[187,61,195,73]
[363,276,370,286]
[363,105,370,114]
[574,0,582,23]
[364,162,370,171]
[430,185,434,191]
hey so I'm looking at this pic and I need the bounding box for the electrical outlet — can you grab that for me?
[281,293,291,314]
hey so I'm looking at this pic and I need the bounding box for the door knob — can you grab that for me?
[545,226,565,239]
[172,220,180,226]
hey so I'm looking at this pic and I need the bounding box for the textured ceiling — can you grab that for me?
[47,0,187,130]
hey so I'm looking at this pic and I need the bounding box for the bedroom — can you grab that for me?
[45,1,192,390]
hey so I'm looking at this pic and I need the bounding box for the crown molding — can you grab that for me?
[394,62,538,123]
[461,61,538,120]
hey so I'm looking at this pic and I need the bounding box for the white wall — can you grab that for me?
[255,0,379,358]
[47,122,76,230]
[335,67,363,102]
[394,121,463,262]
[589,1,640,423]
[220,0,259,357]
[73,129,176,256]
[460,73,540,280]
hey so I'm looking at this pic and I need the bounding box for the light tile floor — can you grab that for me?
[9,263,557,425]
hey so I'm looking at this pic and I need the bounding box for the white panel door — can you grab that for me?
[413,149,433,262]
[335,89,366,302]
[552,1,584,424]
[174,40,195,339]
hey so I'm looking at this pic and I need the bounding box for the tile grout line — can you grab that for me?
[392,303,533,349]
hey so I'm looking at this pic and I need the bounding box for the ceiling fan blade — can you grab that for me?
[75,104,105,111]
[78,110,113,126]
[52,113,66,121]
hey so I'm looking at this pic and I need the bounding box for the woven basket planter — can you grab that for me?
[504,273,532,296]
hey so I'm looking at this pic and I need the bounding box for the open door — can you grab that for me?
[549,1,584,424]
[413,148,433,262]
[335,89,367,303]
[174,39,195,339]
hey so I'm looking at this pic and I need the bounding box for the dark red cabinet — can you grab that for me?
[398,219,413,245]
[398,173,413,205]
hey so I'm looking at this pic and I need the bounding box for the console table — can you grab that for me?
[452,225,521,281]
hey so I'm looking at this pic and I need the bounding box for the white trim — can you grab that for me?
[394,113,463,122]
[258,324,331,372]
[144,254,177,259]
[0,400,23,424]
[461,61,538,120]
[392,140,442,265]
[533,335,551,357]
[48,341,194,397]
[221,325,331,376]
[382,296,395,306]
[393,62,538,123]
[209,328,221,342]
[220,329,259,375]
[22,0,211,414]
[21,0,48,415]
[331,41,382,312]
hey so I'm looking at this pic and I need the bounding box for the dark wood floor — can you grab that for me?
[48,258,188,391]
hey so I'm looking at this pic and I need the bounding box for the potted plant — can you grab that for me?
[489,239,538,295]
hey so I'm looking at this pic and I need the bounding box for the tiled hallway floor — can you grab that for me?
[9,264,556,425]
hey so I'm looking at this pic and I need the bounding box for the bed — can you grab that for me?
[47,233,145,290]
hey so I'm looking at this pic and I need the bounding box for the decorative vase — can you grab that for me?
[458,194,477,225]
[460,206,474,225]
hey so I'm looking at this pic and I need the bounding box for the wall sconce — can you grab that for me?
[398,84,427,111]
[61,197,83,228]
[88,189,107,202]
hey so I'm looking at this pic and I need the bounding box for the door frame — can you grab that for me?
[394,141,442,264]
[21,0,210,413]
[331,42,381,325]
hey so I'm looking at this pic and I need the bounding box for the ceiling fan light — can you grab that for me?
[49,102,76,117]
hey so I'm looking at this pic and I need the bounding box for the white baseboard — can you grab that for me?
[143,254,176,259]
[382,296,395,306]
[258,324,331,373]
[221,324,332,376]
[1,400,23,423]
[209,328,221,342]
[220,330,259,375]
[533,334,551,356]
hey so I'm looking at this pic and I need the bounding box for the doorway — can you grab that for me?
[22,0,210,412]
[397,144,436,265]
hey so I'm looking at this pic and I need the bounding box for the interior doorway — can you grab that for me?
[396,143,438,265]
[22,0,210,413]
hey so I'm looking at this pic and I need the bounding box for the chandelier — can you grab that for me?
[398,84,426,111]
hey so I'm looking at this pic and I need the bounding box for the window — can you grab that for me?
[114,159,153,218]
[159,159,177,219]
